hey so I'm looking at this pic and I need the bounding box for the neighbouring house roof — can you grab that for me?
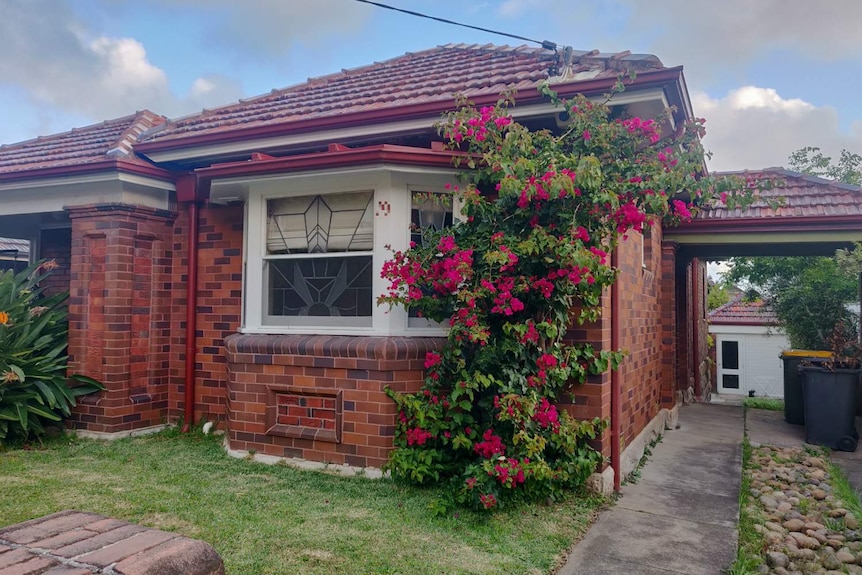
[0,111,168,182]
[709,294,779,326]
[699,168,862,222]
[136,43,673,151]
[0,237,29,256]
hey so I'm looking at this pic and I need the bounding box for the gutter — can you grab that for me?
[0,159,174,185]
[670,215,862,235]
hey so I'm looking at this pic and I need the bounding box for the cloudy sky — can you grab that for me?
[1,0,860,172]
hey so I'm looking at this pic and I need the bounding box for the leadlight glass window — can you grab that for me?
[263,192,374,326]
[410,192,453,248]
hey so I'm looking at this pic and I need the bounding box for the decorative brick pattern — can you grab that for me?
[270,387,341,443]
[225,334,444,468]
[0,510,224,575]
[67,204,175,433]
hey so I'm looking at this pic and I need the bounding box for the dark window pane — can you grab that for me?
[268,256,372,317]
[722,374,740,389]
[722,340,739,370]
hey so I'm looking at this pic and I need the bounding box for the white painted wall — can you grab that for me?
[710,324,791,397]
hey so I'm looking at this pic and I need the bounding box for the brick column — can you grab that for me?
[67,204,176,434]
[659,241,679,407]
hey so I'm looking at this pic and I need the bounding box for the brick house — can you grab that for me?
[0,44,712,491]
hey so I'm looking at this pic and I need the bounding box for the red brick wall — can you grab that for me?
[67,205,175,433]
[39,228,71,298]
[559,297,612,463]
[169,203,244,425]
[615,226,665,450]
[224,334,444,468]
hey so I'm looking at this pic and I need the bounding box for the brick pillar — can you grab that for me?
[659,241,678,407]
[67,204,176,434]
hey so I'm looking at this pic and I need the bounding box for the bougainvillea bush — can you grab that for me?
[0,261,103,444]
[380,84,760,512]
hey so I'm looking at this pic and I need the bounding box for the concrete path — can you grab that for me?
[558,404,743,575]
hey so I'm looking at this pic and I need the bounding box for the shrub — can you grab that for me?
[0,260,102,443]
[380,85,767,511]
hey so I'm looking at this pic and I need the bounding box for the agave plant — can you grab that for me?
[0,260,103,443]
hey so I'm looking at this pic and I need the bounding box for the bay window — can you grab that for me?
[232,167,460,336]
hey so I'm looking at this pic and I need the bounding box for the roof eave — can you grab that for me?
[0,159,174,185]
[672,214,862,235]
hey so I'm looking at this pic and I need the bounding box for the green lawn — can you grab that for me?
[0,430,603,575]
[741,397,784,411]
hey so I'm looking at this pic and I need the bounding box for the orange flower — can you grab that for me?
[0,311,8,325]
[2,370,19,383]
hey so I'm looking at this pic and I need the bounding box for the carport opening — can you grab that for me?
[704,251,861,403]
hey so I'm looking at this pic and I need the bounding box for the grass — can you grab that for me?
[726,436,763,575]
[742,397,784,411]
[827,458,862,521]
[0,430,604,575]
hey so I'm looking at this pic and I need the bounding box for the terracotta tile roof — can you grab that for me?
[698,168,862,221]
[141,44,665,145]
[0,111,166,176]
[709,294,779,326]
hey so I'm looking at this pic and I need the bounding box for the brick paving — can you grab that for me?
[0,511,223,575]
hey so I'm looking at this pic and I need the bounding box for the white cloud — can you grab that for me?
[497,0,543,18]
[0,0,242,136]
[158,0,372,57]
[693,87,862,172]
[623,0,862,70]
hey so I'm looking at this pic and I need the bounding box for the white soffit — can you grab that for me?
[0,172,174,216]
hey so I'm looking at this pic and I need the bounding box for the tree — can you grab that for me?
[788,147,861,185]
[707,278,732,311]
[380,85,760,511]
[723,257,857,349]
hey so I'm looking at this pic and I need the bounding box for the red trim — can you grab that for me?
[136,68,684,154]
[0,159,173,184]
[196,144,470,196]
[673,215,862,235]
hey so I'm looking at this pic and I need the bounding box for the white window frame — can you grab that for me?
[221,166,461,336]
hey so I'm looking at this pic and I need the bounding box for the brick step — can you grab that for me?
[0,511,224,575]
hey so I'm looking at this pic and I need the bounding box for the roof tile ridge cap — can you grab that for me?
[107,110,168,157]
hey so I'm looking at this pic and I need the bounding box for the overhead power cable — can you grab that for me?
[352,0,559,51]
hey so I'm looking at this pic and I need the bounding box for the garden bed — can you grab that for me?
[734,443,862,574]
[0,430,604,575]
